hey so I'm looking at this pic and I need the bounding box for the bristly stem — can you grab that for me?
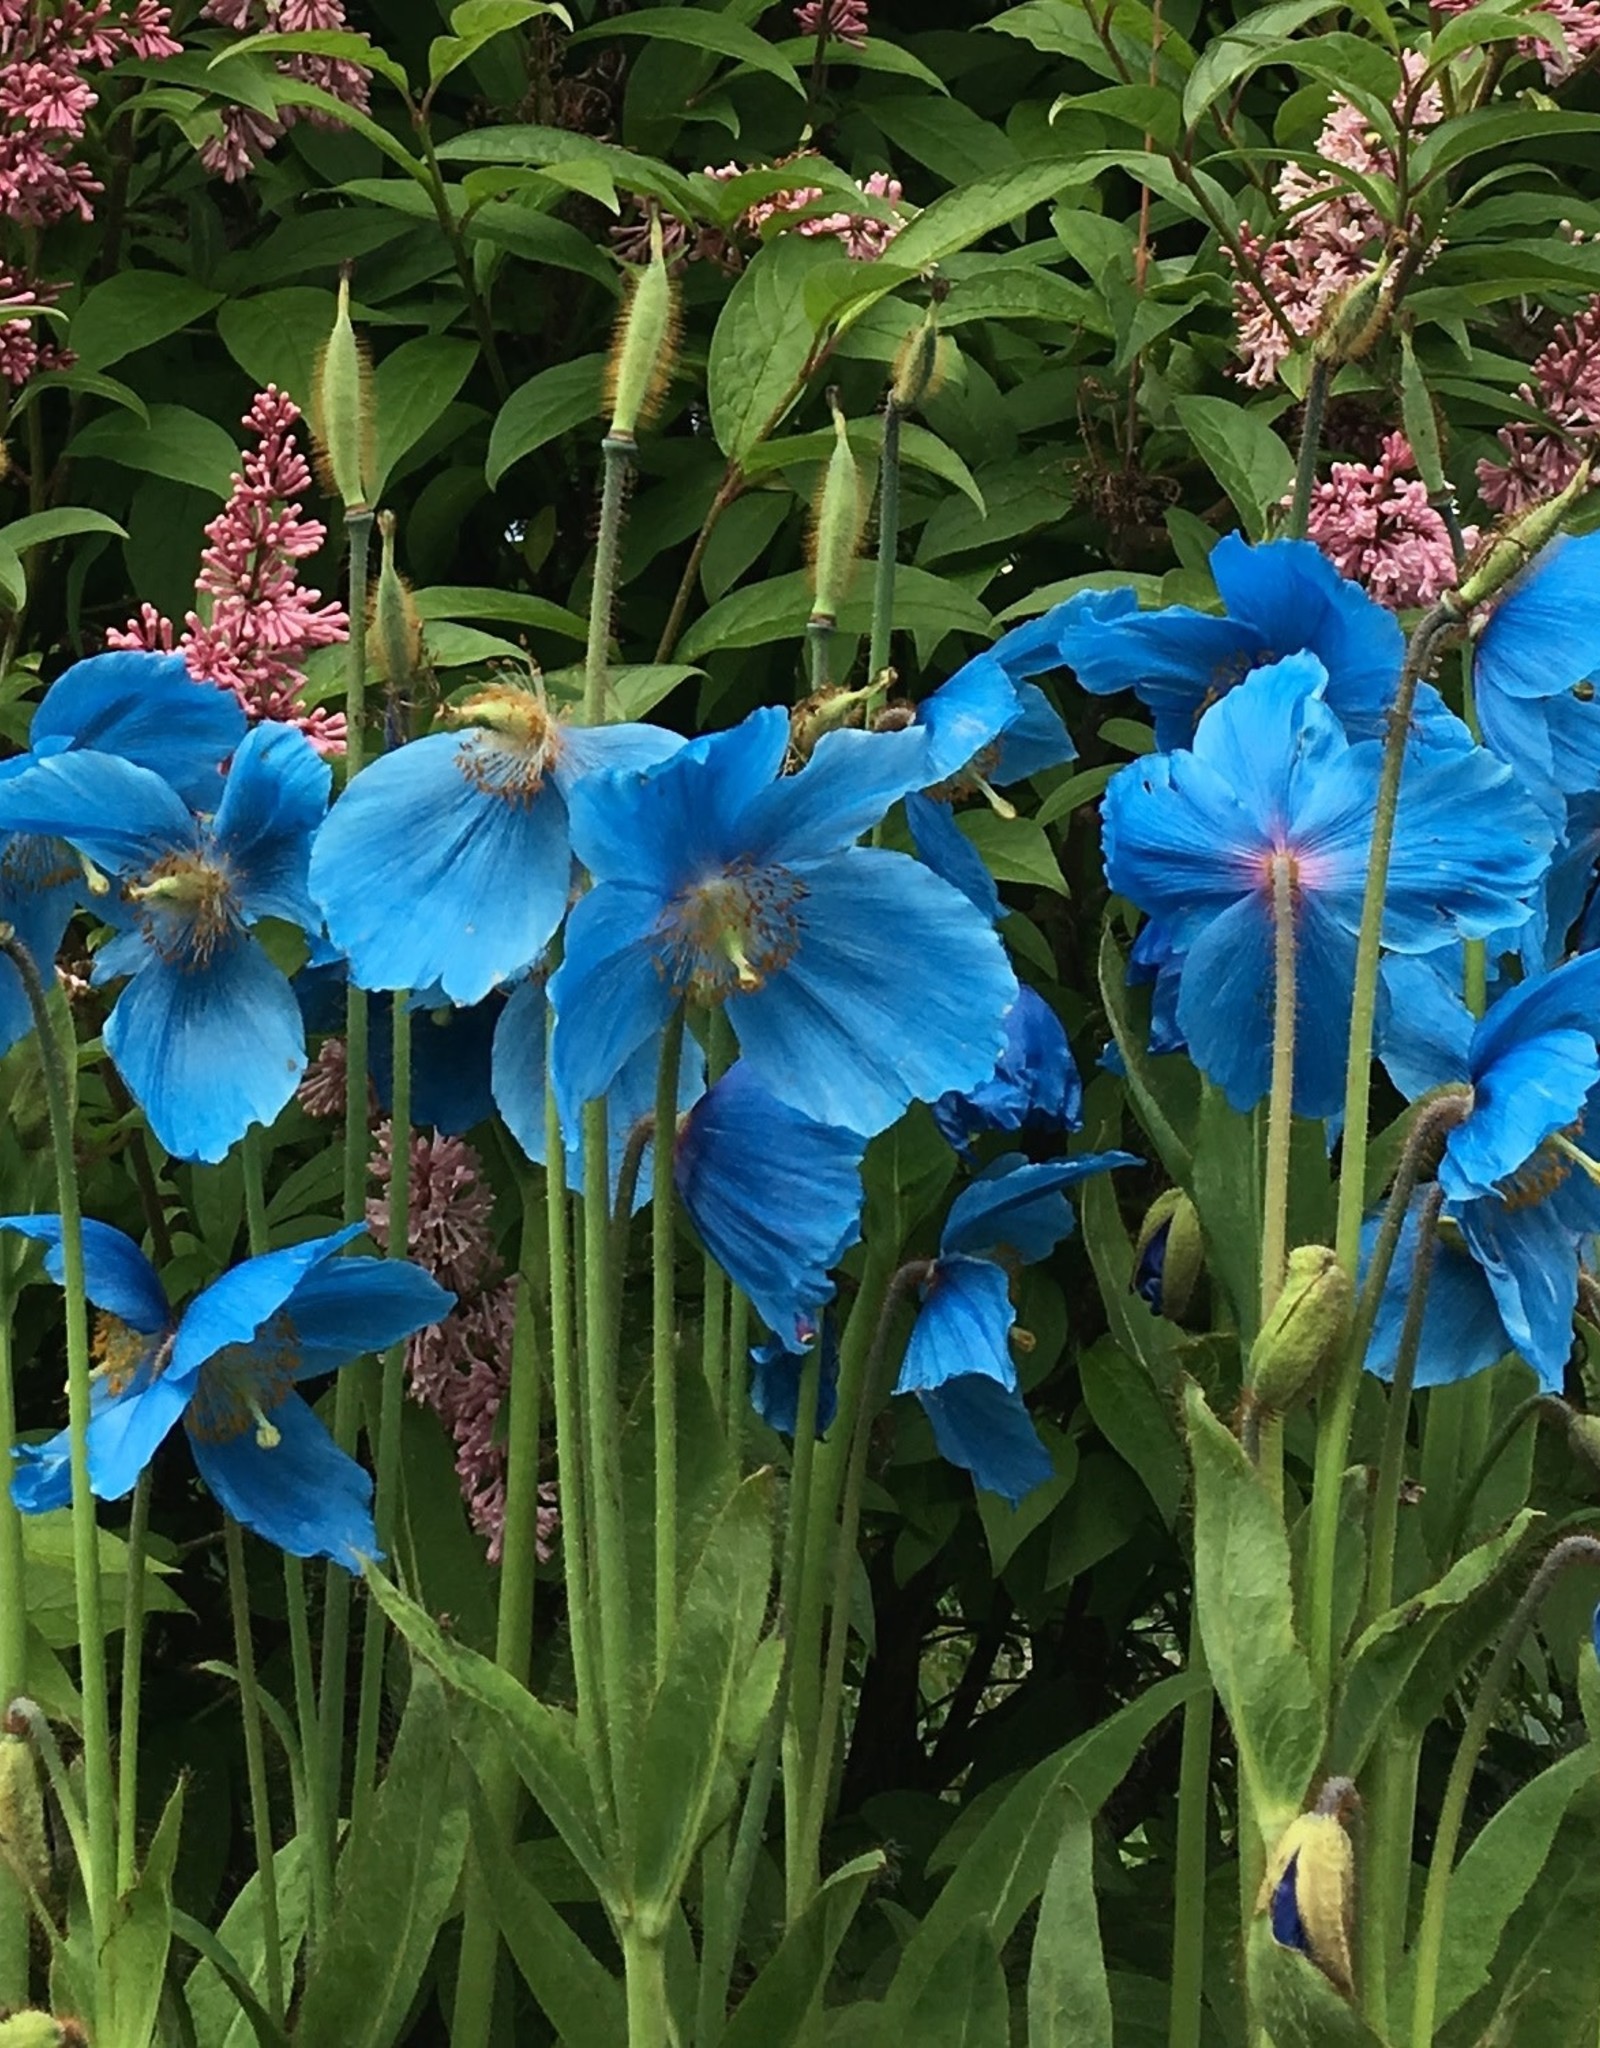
[0,1282,27,2004]
[1261,853,1298,1325]
[114,1471,151,1897]
[582,1097,635,1776]
[585,437,634,728]
[806,614,833,698]
[1366,1186,1443,1625]
[1287,355,1332,540]
[1167,1619,1212,2048]
[867,394,903,684]
[653,1008,686,1679]
[0,927,115,1948]
[1409,1535,1600,2048]
[225,1515,285,2029]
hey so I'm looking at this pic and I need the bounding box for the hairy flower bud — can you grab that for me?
[891,306,945,412]
[1133,1189,1204,1321]
[0,1731,48,1900]
[808,391,866,625]
[312,269,375,514]
[369,510,425,711]
[1248,1245,1353,1414]
[1456,457,1593,610]
[1312,260,1391,366]
[606,214,680,445]
[1259,1785,1358,1998]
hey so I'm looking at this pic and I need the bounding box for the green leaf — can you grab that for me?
[69,272,222,375]
[429,0,569,88]
[210,27,411,96]
[954,811,1069,895]
[1027,1791,1112,2048]
[621,1472,775,1931]
[410,583,587,641]
[1190,1081,1261,1334]
[888,161,1087,271]
[68,404,239,496]
[904,1922,1009,2045]
[676,566,991,663]
[264,75,429,180]
[1096,923,1194,1185]
[374,335,478,491]
[485,354,606,489]
[101,1779,183,2048]
[19,368,150,424]
[217,288,338,404]
[1180,0,1348,132]
[1248,1920,1389,2048]
[1410,107,1600,185]
[708,236,834,461]
[567,9,806,97]
[977,1423,1077,1572]
[1035,763,1116,827]
[1185,1383,1323,1829]
[436,123,698,214]
[293,1665,469,2048]
[1172,394,1293,540]
[1078,1337,1185,1525]
[0,540,23,614]
[23,1511,185,1649]
[1428,4,1546,65]
[744,415,984,512]
[720,1851,885,2048]
[176,1895,295,2048]
[867,94,1020,182]
[0,508,127,554]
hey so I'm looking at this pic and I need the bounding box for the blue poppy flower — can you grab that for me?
[932,985,1083,1154]
[1049,535,1406,750]
[297,960,503,1133]
[2,1215,452,1567]
[1472,534,1600,818]
[673,1061,866,1343]
[896,1151,1136,1503]
[0,722,330,1162]
[1362,1195,1515,1389]
[1102,652,1553,1117]
[749,1319,840,1439]
[309,686,685,1008]
[549,710,1016,1138]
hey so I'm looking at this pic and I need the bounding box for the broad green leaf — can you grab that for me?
[429,0,569,88]
[904,1922,1008,2045]
[1035,763,1116,827]
[210,27,410,95]
[1411,107,1600,185]
[977,1422,1078,1573]
[1077,1337,1184,1524]
[70,272,222,375]
[18,368,150,424]
[177,1898,294,2048]
[719,1851,885,2048]
[0,509,127,554]
[1428,5,1549,65]
[293,1666,469,2048]
[1185,1384,1323,1828]
[867,94,1020,182]
[862,1101,957,1254]
[24,1510,185,1649]
[100,1778,183,2048]
[1180,0,1350,132]
[567,9,806,97]
[410,583,587,640]
[768,30,950,90]
[1027,1791,1112,2048]
[0,540,24,614]
[889,161,1088,271]
[424,622,528,668]
[707,236,834,461]
[1191,1081,1261,1334]
[1172,394,1293,539]
[744,415,984,512]
[676,566,991,663]
[1248,1920,1389,2048]
[485,353,606,488]
[217,288,338,404]
[955,811,1069,895]
[264,75,429,180]
[916,456,1076,565]
[436,123,698,213]
[940,262,1103,332]
[374,334,478,490]
[68,405,239,497]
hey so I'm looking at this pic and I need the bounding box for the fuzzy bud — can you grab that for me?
[1247,1246,1353,1415]
[1456,457,1593,610]
[0,1732,48,1899]
[1566,1408,1600,1475]
[891,306,944,412]
[312,270,375,514]
[1258,1790,1357,1998]
[1312,261,1390,366]
[1133,1189,1204,1322]
[807,391,866,625]
[606,214,680,445]
[369,510,425,704]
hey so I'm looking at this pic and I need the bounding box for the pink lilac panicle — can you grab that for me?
[795,0,870,47]
[198,0,370,181]
[1477,294,1600,515]
[1432,0,1600,83]
[106,387,349,754]
[718,159,906,260]
[0,265,71,391]
[366,1123,499,1299]
[1303,431,1478,610]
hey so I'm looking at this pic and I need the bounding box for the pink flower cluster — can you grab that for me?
[709,161,906,261]
[364,1122,557,1564]
[1477,294,1600,515]
[795,0,869,46]
[1304,431,1477,611]
[198,0,371,181]
[1432,0,1600,83]
[0,265,71,392]
[108,386,349,753]
[0,0,178,226]
[1231,59,1440,388]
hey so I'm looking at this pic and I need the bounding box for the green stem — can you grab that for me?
[0,1289,26,2003]
[1439,1393,1555,1566]
[114,1471,151,1896]
[1366,1186,1443,1625]
[225,1515,284,2030]
[806,615,832,697]
[585,438,634,727]
[702,1258,728,1430]
[867,396,902,683]
[0,928,114,1945]
[1409,1536,1600,2048]
[1286,356,1332,540]
[1261,853,1298,1324]
[415,120,511,404]
[652,1008,686,1679]
[726,1288,750,1469]
[623,1925,669,2048]
[1167,1623,1212,2048]
[284,1555,331,1940]
[583,1098,634,1772]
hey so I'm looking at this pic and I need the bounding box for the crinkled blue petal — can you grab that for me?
[749,1321,839,1438]
[1475,533,1600,702]
[187,1388,378,1570]
[729,847,1016,1137]
[1055,595,1261,748]
[11,1435,71,1514]
[1441,1028,1599,1202]
[932,984,1083,1152]
[106,939,306,1165]
[12,1359,192,1509]
[943,1151,1137,1262]
[548,885,675,1130]
[916,1375,1055,1504]
[171,1225,366,1382]
[310,730,571,1004]
[992,682,1075,784]
[1469,948,1600,1075]
[1458,1194,1580,1391]
[282,1257,454,1378]
[211,721,330,930]
[674,1062,865,1342]
[738,725,933,867]
[914,657,1021,784]
[906,791,1002,922]
[0,1215,168,1332]
[1377,957,1474,1101]
[1379,741,1553,951]
[0,750,195,875]
[897,1254,1016,1395]
[28,651,246,809]
[1361,1199,1511,1388]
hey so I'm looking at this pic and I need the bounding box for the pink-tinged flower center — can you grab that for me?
[660,863,807,1003]
[452,688,563,807]
[187,1320,299,1446]
[127,851,239,968]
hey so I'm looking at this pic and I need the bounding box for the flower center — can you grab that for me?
[925,738,1009,809]
[187,1318,299,1448]
[0,833,79,895]
[91,1312,159,1397]
[1499,1122,1594,1211]
[127,851,238,968]
[452,687,561,807]
[658,863,806,1004]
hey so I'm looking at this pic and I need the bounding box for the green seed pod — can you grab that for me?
[807,392,866,625]
[1312,261,1390,366]
[311,269,375,514]
[891,306,943,412]
[1456,457,1592,610]
[1133,1189,1204,1322]
[606,214,680,445]
[0,1732,48,1899]
[1248,1245,1353,1415]
[369,510,425,704]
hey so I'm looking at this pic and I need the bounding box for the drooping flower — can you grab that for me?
[673,1061,866,1344]
[896,1152,1136,1503]
[197,0,371,180]
[1304,432,1475,611]
[108,388,349,754]
[549,709,1016,1138]
[0,722,330,1161]
[1470,532,1600,820]
[2,1215,450,1567]
[311,685,683,1007]
[1052,534,1406,751]
[749,1316,840,1438]
[932,985,1082,1154]
[1101,653,1553,1116]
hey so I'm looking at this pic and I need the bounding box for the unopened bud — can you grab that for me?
[1258,1786,1357,1998]
[891,307,944,412]
[1312,262,1390,366]
[605,214,680,445]
[1133,1189,1203,1322]
[807,391,866,626]
[1567,1409,1600,1474]
[0,1732,47,1898]
[369,511,425,705]
[312,269,375,514]
[1456,458,1593,610]
[1248,1245,1353,1414]
[0,2018,77,2048]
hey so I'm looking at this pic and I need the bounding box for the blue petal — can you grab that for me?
[914,657,1020,783]
[1055,594,1260,749]
[1271,1856,1311,1954]
[0,843,79,1054]
[171,1225,366,1382]
[0,1215,168,1332]
[1377,957,1475,1101]
[1361,1199,1511,1388]
[906,791,1002,922]
[551,718,686,788]
[942,1151,1137,1262]
[309,731,570,1004]
[29,651,246,809]
[1441,1028,1599,1202]
[1475,533,1600,702]
[86,1368,194,1498]
[740,725,933,866]
[932,983,1083,1152]
[918,1376,1055,1505]
[283,1257,455,1376]
[105,939,306,1165]
[11,1437,70,1514]
[897,1254,1017,1396]
[1469,949,1600,1077]
[674,1062,865,1342]
[489,974,550,1164]
[186,1389,379,1569]
[373,989,501,1134]
[0,751,195,875]
[729,848,1016,1137]
[548,885,675,1130]
[1380,742,1553,951]
[749,1324,839,1438]
[1458,1195,1579,1391]
[991,682,1075,784]
[211,722,330,930]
